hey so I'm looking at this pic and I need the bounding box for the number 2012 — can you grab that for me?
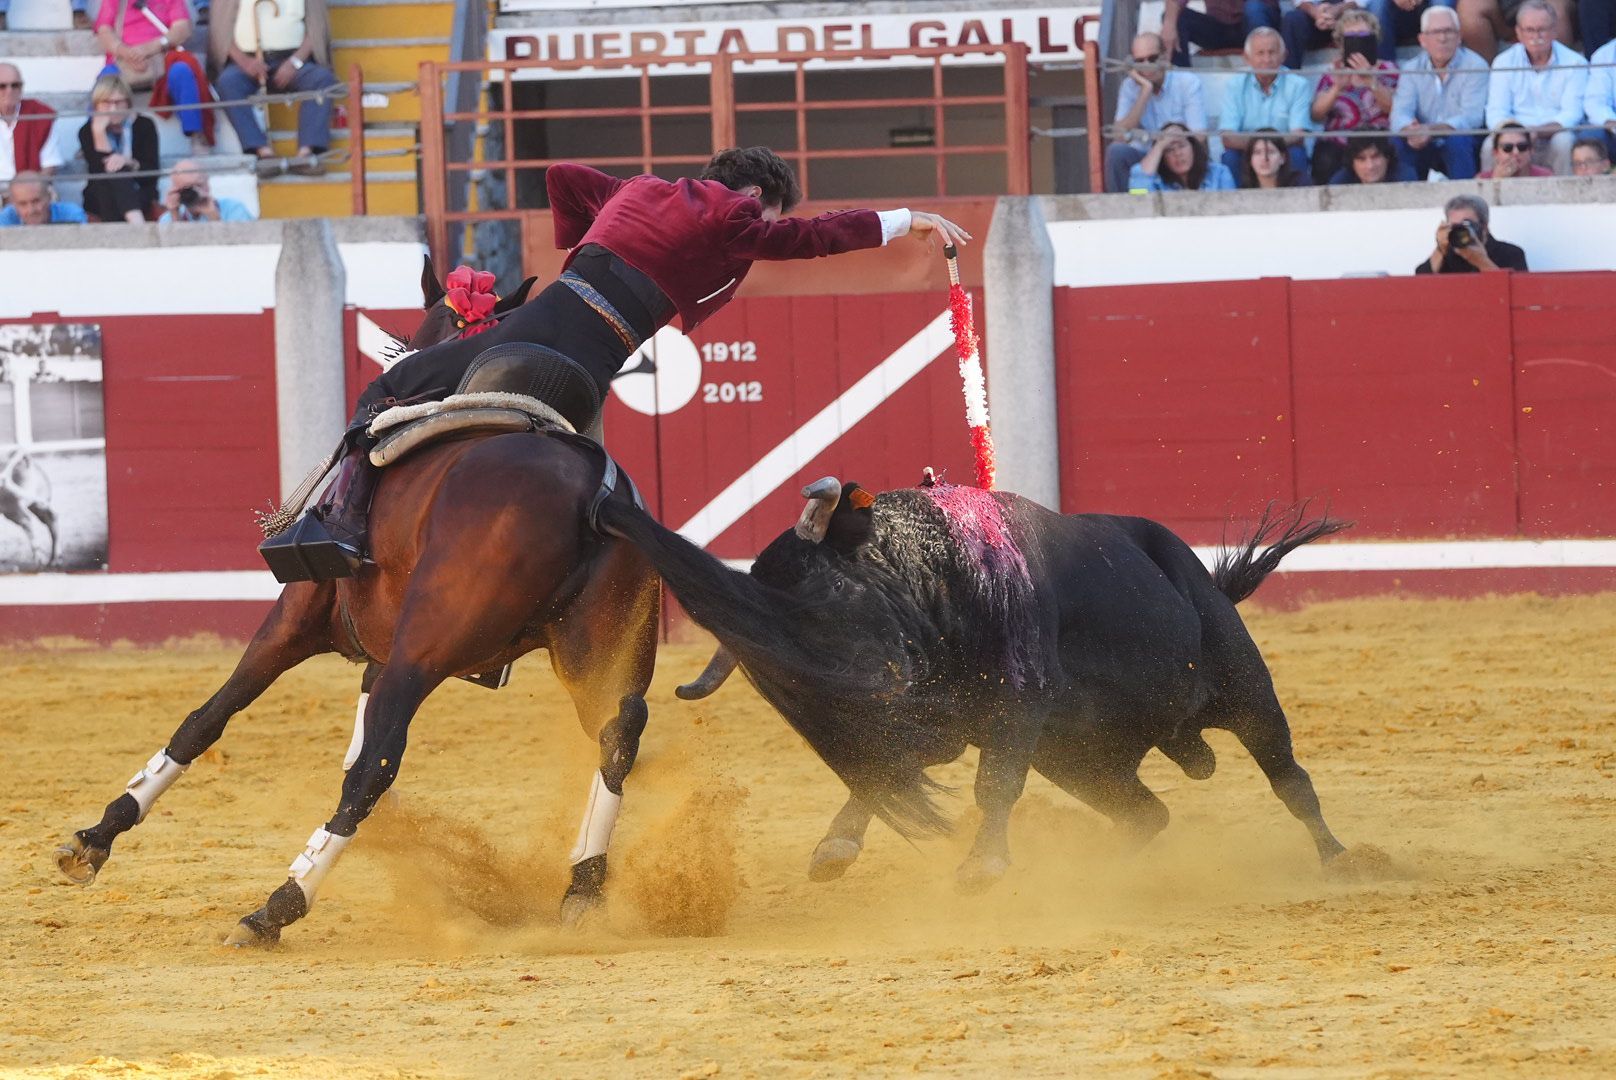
[702,341,758,362]
[703,381,763,404]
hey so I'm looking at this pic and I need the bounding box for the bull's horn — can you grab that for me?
[675,646,738,700]
[795,476,842,543]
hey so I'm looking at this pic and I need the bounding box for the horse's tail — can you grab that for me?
[1212,502,1351,605]
[599,496,951,840]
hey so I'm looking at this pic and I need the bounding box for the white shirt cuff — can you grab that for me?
[877,208,912,246]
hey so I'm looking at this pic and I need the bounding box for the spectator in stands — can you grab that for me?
[1281,0,1345,71]
[0,1,91,32]
[1417,192,1527,271]
[0,171,87,225]
[93,0,211,155]
[1106,33,1209,192]
[1571,134,1613,170]
[78,73,158,223]
[209,0,339,178]
[1310,8,1401,182]
[1,63,66,186]
[1239,128,1313,185]
[1391,6,1488,178]
[1583,0,1616,56]
[1457,0,1575,60]
[1128,121,1238,191]
[1477,119,1557,172]
[1159,0,1281,67]
[158,158,255,221]
[1329,132,1420,179]
[1359,0,1461,63]
[1484,0,1586,173]
[1584,34,1616,145]
[1218,28,1315,176]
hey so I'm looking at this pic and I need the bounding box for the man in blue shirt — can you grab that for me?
[1484,0,1586,173]
[157,159,256,223]
[1584,36,1616,156]
[1391,6,1489,178]
[1106,32,1209,192]
[0,172,86,226]
[1217,28,1315,178]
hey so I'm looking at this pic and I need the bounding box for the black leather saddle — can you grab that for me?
[457,341,603,434]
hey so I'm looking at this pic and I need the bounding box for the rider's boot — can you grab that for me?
[316,448,380,565]
[258,445,380,583]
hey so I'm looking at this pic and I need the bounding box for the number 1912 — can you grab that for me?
[702,341,758,363]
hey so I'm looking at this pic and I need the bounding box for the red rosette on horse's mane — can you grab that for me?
[444,265,500,337]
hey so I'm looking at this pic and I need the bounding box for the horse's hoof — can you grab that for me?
[223,911,280,949]
[955,854,1009,895]
[559,890,605,931]
[807,838,862,882]
[55,834,108,886]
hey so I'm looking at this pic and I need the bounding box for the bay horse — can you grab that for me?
[54,263,662,945]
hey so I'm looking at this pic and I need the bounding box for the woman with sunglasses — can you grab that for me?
[77,73,159,223]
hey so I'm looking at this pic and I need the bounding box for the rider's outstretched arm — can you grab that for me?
[724,203,972,261]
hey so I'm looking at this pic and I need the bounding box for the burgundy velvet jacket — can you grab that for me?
[6,99,58,174]
[546,162,884,330]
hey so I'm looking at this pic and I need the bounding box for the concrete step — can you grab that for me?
[269,128,419,170]
[333,40,450,85]
[257,170,418,217]
[328,2,454,42]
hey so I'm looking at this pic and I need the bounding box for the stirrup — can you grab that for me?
[258,510,363,583]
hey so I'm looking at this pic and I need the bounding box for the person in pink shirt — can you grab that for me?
[1476,122,1555,176]
[93,0,207,153]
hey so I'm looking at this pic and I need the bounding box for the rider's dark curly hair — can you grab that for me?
[700,147,803,213]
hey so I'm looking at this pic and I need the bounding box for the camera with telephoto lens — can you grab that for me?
[1450,219,1480,249]
[177,185,203,210]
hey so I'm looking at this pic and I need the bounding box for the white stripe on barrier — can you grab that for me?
[0,546,1607,609]
[0,571,283,605]
[721,539,1616,575]
[676,311,955,547]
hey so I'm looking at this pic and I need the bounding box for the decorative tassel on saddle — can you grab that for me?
[254,438,347,539]
[943,244,997,490]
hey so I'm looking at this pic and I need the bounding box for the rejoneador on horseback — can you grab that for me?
[55,146,971,947]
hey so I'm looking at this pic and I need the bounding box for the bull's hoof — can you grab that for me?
[559,890,605,931]
[55,833,109,886]
[223,909,281,949]
[807,838,862,882]
[954,853,1009,895]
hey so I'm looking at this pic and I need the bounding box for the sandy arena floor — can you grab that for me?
[3,592,1614,1078]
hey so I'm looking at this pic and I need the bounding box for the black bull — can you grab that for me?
[600,479,1351,891]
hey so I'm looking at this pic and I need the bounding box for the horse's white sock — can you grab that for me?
[125,749,188,823]
[288,826,353,907]
[342,692,369,771]
[569,770,621,864]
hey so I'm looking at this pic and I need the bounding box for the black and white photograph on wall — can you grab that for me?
[0,324,108,572]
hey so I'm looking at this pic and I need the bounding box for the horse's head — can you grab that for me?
[407,256,537,351]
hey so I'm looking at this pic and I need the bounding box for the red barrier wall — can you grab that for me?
[1055,271,1616,544]
[18,312,279,573]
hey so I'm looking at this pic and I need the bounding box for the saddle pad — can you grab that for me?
[368,392,574,438]
[369,408,537,468]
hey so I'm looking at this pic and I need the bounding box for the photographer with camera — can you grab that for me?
[1416,193,1528,273]
[158,159,254,223]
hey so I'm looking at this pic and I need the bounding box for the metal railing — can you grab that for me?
[417,45,1033,264]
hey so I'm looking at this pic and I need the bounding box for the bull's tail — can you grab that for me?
[1212,502,1351,605]
[599,496,952,840]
